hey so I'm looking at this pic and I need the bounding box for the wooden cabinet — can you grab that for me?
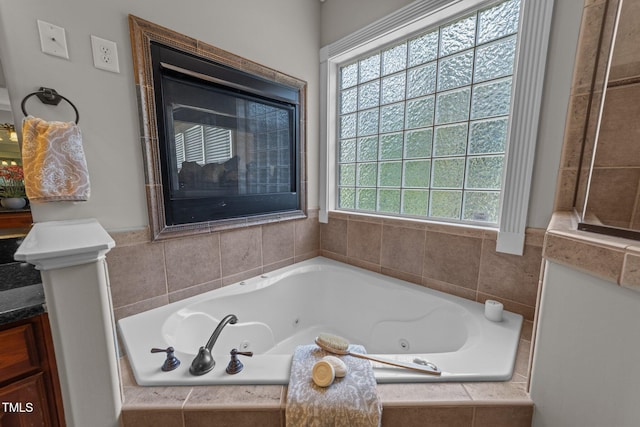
[0,315,65,427]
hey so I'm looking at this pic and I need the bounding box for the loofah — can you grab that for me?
[322,355,348,377]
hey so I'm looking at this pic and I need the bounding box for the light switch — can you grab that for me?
[37,19,69,59]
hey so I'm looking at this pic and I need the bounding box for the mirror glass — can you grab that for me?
[0,56,32,230]
[577,0,640,239]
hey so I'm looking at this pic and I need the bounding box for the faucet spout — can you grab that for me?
[189,314,238,376]
[205,314,238,351]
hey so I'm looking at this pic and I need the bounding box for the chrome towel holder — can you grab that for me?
[21,87,80,124]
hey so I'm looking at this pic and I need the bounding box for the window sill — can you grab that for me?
[325,209,498,238]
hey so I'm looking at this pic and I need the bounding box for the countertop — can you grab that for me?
[0,283,45,325]
[0,235,45,325]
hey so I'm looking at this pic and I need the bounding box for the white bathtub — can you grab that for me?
[118,257,522,385]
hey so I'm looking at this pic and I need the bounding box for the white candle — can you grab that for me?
[484,299,504,322]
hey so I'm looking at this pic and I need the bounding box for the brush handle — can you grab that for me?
[348,351,441,376]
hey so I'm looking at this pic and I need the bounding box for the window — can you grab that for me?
[337,0,520,224]
[320,0,554,254]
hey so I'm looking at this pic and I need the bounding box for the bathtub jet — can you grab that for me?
[118,257,523,386]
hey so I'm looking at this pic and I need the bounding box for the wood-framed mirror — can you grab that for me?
[0,57,32,232]
[129,15,307,240]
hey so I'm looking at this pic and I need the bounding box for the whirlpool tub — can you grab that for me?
[118,257,523,386]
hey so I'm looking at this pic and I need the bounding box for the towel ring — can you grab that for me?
[21,87,80,124]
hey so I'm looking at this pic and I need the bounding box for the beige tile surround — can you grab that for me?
[107,210,320,322]
[320,212,545,321]
[108,210,540,426]
[549,0,640,292]
[120,320,534,427]
[545,211,640,292]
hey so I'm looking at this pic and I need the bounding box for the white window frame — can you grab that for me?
[319,0,554,255]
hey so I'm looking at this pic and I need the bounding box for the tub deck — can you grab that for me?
[120,320,533,427]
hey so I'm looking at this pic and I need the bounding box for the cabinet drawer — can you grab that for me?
[0,324,39,383]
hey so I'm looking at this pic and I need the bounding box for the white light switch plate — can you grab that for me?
[37,20,69,59]
[91,35,120,73]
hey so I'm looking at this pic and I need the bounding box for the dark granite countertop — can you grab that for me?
[0,283,45,325]
[0,236,45,325]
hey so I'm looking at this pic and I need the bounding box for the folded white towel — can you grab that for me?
[21,116,90,202]
[286,344,382,427]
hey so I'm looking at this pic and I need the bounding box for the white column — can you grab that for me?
[15,219,119,427]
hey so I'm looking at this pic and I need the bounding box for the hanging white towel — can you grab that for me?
[21,116,90,202]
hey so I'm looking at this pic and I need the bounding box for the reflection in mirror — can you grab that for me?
[576,0,640,239]
[0,57,33,228]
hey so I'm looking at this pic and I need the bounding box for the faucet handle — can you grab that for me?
[226,348,253,375]
[151,346,181,372]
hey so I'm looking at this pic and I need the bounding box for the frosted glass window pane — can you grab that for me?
[339,138,356,163]
[340,113,357,138]
[341,63,358,89]
[378,189,401,213]
[359,53,380,83]
[341,88,358,114]
[466,155,504,189]
[432,157,464,188]
[407,62,437,98]
[357,188,377,211]
[474,36,517,83]
[379,133,403,160]
[358,80,380,110]
[434,123,468,157]
[463,191,500,222]
[402,189,429,215]
[339,187,355,209]
[408,31,439,67]
[437,50,474,91]
[469,118,508,154]
[339,164,356,186]
[383,43,407,75]
[406,96,434,129]
[435,87,470,125]
[478,0,521,44]
[430,190,462,219]
[403,160,431,188]
[404,129,433,158]
[381,73,406,104]
[471,77,512,120]
[440,14,476,57]
[380,103,405,133]
[357,162,378,187]
[378,161,402,187]
[357,136,378,161]
[357,109,379,136]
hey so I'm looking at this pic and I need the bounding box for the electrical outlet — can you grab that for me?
[91,35,119,73]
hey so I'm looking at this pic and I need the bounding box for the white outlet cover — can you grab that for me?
[90,35,120,73]
[37,20,69,59]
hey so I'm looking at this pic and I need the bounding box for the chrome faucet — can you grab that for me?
[189,314,238,375]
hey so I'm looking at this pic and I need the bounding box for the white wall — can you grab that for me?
[320,0,584,229]
[530,262,640,427]
[0,0,320,231]
[0,0,583,231]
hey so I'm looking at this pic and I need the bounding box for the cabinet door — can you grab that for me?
[0,324,39,383]
[0,373,51,427]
